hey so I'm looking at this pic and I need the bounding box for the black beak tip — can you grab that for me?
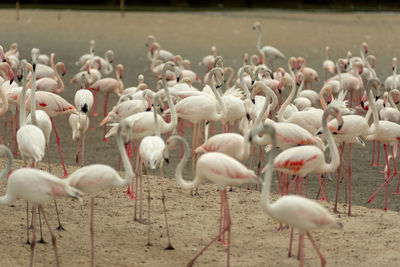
[361,101,364,108]
[9,79,13,85]
[146,107,151,112]
[251,98,255,104]
[375,95,380,101]
[246,113,250,120]
[248,136,253,142]
[33,64,36,71]
[251,80,255,85]
[18,75,22,82]
[216,85,221,89]
[338,124,343,131]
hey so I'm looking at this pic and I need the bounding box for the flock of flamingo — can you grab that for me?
[0,20,400,267]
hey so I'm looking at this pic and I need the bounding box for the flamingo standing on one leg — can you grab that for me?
[252,123,343,267]
[66,120,134,267]
[165,135,261,267]
[88,64,124,142]
[0,145,82,267]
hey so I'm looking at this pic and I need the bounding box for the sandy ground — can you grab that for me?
[0,8,400,266]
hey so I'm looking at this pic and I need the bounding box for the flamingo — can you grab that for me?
[117,61,179,222]
[25,87,78,178]
[296,57,319,89]
[252,123,342,267]
[363,79,400,210]
[88,64,124,142]
[165,135,261,267]
[0,145,82,267]
[322,46,336,80]
[384,57,400,91]
[252,21,285,71]
[139,94,174,249]
[380,91,400,123]
[199,45,217,71]
[277,75,323,135]
[35,53,66,94]
[66,120,134,267]
[145,35,174,62]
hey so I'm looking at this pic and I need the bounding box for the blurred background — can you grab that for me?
[1,0,400,11]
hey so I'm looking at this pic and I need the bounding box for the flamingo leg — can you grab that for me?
[133,152,140,220]
[54,200,65,231]
[90,197,95,267]
[39,206,60,267]
[371,140,376,166]
[46,145,51,172]
[146,170,152,246]
[306,232,326,267]
[186,189,231,267]
[288,227,295,257]
[26,201,30,244]
[29,207,37,267]
[160,168,174,250]
[38,209,46,244]
[317,173,327,201]
[139,157,143,222]
[92,91,98,117]
[50,118,68,178]
[299,233,304,267]
[348,143,352,216]
[81,133,86,166]
[334,142,345,213]
[103,93,110,142]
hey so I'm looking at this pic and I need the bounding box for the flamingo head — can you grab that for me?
[252,21,261,30]
[362,42,368,54]
[61,64,67,76]
[358,64,363,75]
[7,65,14,84]
[289,57,297,71]
[392,57,397,71]
[296,57,305,70]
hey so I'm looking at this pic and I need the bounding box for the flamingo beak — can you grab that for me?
[246,113,250,120]
[99,117,109,126]
[251,79,255,85]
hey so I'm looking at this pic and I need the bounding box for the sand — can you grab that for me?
[0,8,400,266]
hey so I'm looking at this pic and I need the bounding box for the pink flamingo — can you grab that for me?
[75,40,95,66]
[35,53,66,94]
[384,57,400,91]
[364,79,400,210]
[296,57,319,89]
[25,88,78,178]
[88,64,124,142]
[199,45,217,71]
[165,135,261,267]
[66,120,134,267]
[145,35,174,62]
[253,123,342,267]
[0,145,82,267]
[255,106,342,260]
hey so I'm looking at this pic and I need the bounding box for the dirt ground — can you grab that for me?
[1,8,400,267]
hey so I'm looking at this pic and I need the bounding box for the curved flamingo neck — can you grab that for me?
[53,62,64,94]
[296,73,305,98]
[208,68,227,121]
[30,58,38,126]
[366,79,380,130]
[325,46,329,60]
[256,26,262,52]
[223,67,234,89]
[116,121,134,187]
[319,85,331,110]
[153,95,161,137]
[288,57,296,80]
[115,65,124,92]
[161,62,177,134]
[277,76,297,122]
[320,107,340,173]
[172,136,203,190]
[253,81,278,126]
[336,59,344,92]
[239,66,253,100]
[151,45,161,73]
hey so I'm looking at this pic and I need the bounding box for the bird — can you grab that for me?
[251,123,342,267]
[296,57,319,89]
[88,63,124,142]
[165,135,261,267]
[85,50,114,75]
[138,93,174,249]
[35,53,66,94]
[75,40,96,67]
[322,46,336,80]
[66,120,134,267]
[25,84,78,178]
[252,21,285,71]
[0,144,82,267]
[384,57,400,91]
[145,35,174,62]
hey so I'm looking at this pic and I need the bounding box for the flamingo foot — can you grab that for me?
[393,191,399,195]
[61,172,68,179]
[38,238,46,244]
[372,163,384,167]
[103,138,110,143]
[56,225,65,231]
[165,244,175,250]
[93,112,99,117]
[89,126,95,130]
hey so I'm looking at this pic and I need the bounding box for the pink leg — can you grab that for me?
[187,189,231,267]
[92,91,98,117]
[306,232,326,267]
[367,145,396,204]
[371,140,376,166]
[103,93,110,142]
[3,114,7,144]
[90,198,95,267]
[318,173,327,201]
[334,143,345,212]
[257,145,263,176]
[299,233,304,267]
[288,227,294,257]
[348,143,352,216]
[50,118,68,178]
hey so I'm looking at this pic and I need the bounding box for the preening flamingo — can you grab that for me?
[139,94,174,249]
[145,35,174,62]
[66,120,134,267]
[0,145,82,267]
[165,135,261,267]
[253,123,342,267]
